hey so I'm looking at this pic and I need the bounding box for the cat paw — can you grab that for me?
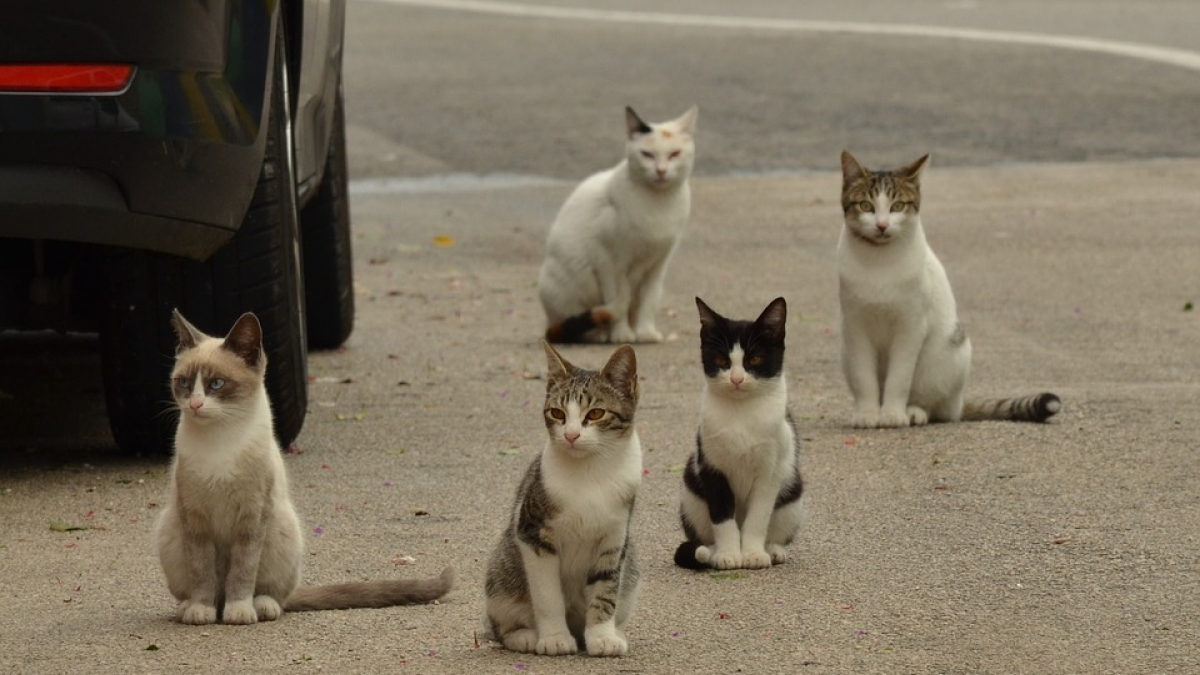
[585,626,628,657]
[502,629,539,653]
[877,408,911,428]
[710,549,743,570]
[254,595,282,621]
[742,549,773,569]
[536,631,579,656]
[634,327,663,343]
[767,544,789,565]
[178,600,218,625]
[222,599,258,625]
[608,325,637,344]
[907,406,929,426]
[849,410,880,428]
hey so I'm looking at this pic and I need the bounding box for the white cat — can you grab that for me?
[836,151,1060,428]
[538,105,698,344]
[156,310,453,625]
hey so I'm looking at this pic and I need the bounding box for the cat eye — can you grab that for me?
[585,408,606,421]
[175,377,192,390]
[640,151,655,159]
[668,150,681,159]
[208,378,226,391]
[547,408,566,422]
[890,201,908,213]
[746,356,763,367]
[857,201,875,213]
[714,356,730,368]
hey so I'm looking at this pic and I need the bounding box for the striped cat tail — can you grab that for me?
[544,308,613,343]
[284,566,454,611]
[962,393,1061,423]
[673,541,710,570]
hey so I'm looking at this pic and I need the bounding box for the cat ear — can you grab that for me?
[543,340,575,381]
[601,344,638,401]
[625,106,653,139]
[695,297,723,331]
[755,297,788,340]
[171,309,207,353]
[898,153,931,181]
[841,150,868,187]
[222,312,264,369]
[674,105,699,135]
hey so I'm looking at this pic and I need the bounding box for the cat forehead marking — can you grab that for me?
[660,129,674,139]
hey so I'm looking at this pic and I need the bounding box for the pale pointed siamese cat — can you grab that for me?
[675,297,805,571]
[837,151,1061,428]
[486,342,641,657]
[156,310,453,625]
[539,105,698,344]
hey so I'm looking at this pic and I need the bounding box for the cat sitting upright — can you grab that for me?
[837,151,1061,428]
[675,298,805,571]
[155,310,453,625]
[539,105,698,344]
[486,342,642,657]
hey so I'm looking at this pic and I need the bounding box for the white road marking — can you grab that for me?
[366,0,1200,72]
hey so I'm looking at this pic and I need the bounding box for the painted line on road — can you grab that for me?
[349,172,564,195]
[367,0,1200,73]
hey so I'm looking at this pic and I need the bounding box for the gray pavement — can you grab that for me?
[3,1,1200,673]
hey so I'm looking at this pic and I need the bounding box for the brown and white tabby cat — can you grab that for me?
[485,342,641,657]
[155,310,453,625]
[837,151,1061,428]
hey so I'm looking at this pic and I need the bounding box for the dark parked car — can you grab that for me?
[0,1,354,452]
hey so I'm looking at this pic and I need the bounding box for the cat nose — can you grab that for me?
[189,397,204,411]
[564,430,580,444]
[875,221,888,233]
[730,373,745,386]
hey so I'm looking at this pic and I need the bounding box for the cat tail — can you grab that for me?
[544,308,614,343]
[284,566,454,611]
[673,541,711,570]
[962,393,1062,423]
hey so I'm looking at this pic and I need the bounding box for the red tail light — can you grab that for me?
[0,64,134,94]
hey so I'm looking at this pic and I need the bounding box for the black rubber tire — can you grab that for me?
[100,26,308,454]
[300,86,355,349]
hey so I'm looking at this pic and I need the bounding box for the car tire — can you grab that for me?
[300,85,355,349]
[100,25,308,454]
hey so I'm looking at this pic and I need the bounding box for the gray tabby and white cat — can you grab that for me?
[486,342,641,657]
[675,297,805,570]
[156,310,453,625]
[837,151,1061,428]
[539,105,698,344]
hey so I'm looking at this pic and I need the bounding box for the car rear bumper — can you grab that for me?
[0,0,277,259]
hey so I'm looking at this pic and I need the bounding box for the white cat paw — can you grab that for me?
[849,410,880,428]
[585,626,628,657]
[710,549,743,570]
[608,325,636,344]
[178,600,218,625]
[536,631,579,656]
[502,629,539,653]
[694,545,713,565]
[254,595,282,621]
[742,549,773,569]
[877,408,911,428]
[767,544,789,565]
[634,327,663,343]
[222,599,258,625]
[907,406,929,426]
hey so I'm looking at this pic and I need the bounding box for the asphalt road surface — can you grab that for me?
[2,1,1198,673]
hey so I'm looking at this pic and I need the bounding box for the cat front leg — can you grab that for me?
[597,269,636,344]
[628,245,677,343]
[878,320,927,428]
[178,525,220,625]
[518,542,578,655]
[222,499,270,624]
[738,481,779,569]
[842,322,881,428]
[583,540,631,657]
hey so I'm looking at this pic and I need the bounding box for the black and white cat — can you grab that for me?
[156,310,453,625]
[539,105,698,344]
[486,342,642,657]
[675,298,805,570]
[837,151,1061,428]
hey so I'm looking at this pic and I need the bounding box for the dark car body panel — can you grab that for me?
[0,0,277,259]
